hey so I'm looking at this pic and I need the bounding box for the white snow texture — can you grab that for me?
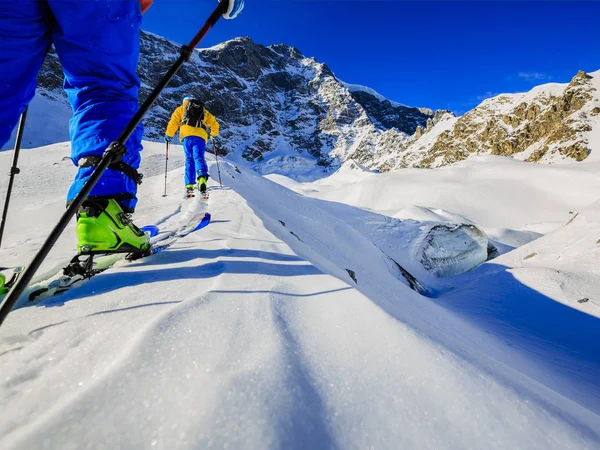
[1,139,600,449]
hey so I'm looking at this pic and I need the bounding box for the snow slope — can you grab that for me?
[277,156,600,247]
[221,160,600,417]
[1,143,600,448]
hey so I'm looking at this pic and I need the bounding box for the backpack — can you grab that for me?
[181,99,206,128]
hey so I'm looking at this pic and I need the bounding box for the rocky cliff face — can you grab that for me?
[341,84,434,134]
[138,33,438,179]
[20,31,600,177]
[27,32,434,179]
[368,70,600,170]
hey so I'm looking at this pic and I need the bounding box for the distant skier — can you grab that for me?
[0,0,155,256]
[165,97,220,197]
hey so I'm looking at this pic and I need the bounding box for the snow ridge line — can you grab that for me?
[216,163,418,295]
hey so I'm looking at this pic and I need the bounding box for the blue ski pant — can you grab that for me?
[183,136,208,185]
[0,0,144,212]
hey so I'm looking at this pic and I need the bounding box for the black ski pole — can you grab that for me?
[0,0,231,328]
[163,140,169,197]
[0,106,28,250]
[212,137,223,188]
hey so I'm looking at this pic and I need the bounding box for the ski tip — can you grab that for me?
[141,225,160,238]
[194,213,211,231]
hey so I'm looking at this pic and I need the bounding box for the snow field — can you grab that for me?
[1,142,600,448]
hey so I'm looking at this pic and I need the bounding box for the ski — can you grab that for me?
[0,210,211,306]
[23,212,211,303]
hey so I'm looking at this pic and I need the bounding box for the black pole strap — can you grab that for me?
[0,106,28,250]
[0,1,231,328]
[79,155,143,185]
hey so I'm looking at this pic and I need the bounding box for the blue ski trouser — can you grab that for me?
[183,136,208,186]
[0,0,144,212]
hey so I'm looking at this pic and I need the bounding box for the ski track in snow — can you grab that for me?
[1,142,600,448]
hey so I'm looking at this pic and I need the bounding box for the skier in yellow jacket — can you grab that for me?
[165,97,219,196]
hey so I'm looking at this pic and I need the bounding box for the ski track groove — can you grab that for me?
[269,295,339,450]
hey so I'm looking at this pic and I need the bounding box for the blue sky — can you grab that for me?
[144,1,600,114]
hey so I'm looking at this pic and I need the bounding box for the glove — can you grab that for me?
[164,135,172,142]
[139,0,152,14]
[219,0,244,19]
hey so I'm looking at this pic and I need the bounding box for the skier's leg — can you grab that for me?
[192,137,208,194]
[192,137,209,179]
[49,0,149,254]
[0,1,52,147]
[49,0,143,213]
[182,138,196,187]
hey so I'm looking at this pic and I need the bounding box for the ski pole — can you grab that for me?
[163,141,169,197]
[0,0,233,328]
[212,137,223,188]
[0,106,28,250]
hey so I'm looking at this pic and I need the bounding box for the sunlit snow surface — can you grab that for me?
[1,142,600,449]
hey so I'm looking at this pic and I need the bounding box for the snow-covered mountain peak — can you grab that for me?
[341,81,406,108]
[361,68,600,170]
[9,29,597,178]
[12,30,436,180]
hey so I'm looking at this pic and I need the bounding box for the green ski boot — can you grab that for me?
[185,184,195,198]
[0,273,6,295]
[197,176,208,197]
[0,267,23,296]
[76,199,150,256]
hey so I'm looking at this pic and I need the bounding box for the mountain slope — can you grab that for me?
[3,32,434,180]
[368,69,600,170]
[5,31,598,176]
[1,142,600,448]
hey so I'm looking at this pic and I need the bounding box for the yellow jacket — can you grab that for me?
[165,99,219,142]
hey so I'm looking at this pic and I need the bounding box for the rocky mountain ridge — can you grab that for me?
[13,30,600,178]
[29,32,436,179]
[367,70,600,170]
